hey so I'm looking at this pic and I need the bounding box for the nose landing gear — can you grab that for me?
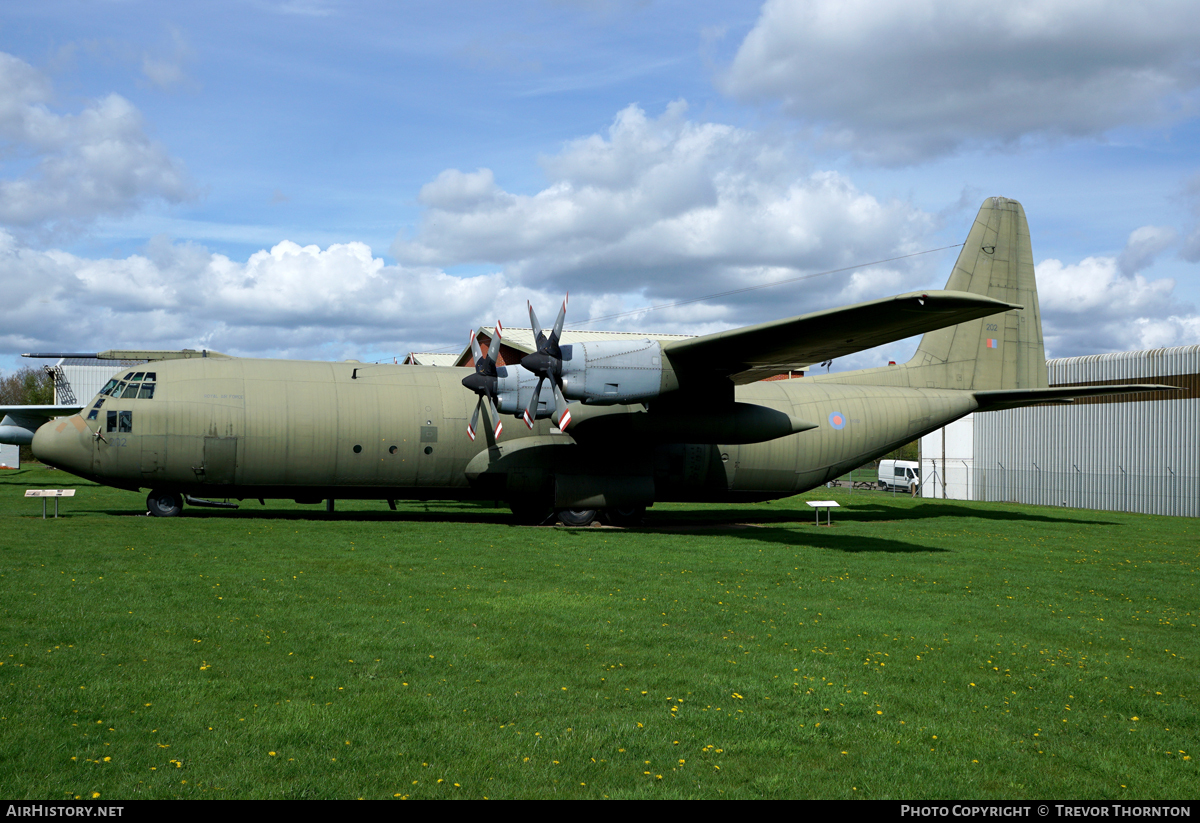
[146,489,184,517]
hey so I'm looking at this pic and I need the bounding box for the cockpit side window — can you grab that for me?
[107,410,133,433]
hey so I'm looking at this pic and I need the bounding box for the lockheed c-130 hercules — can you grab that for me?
[27,198,1168,524]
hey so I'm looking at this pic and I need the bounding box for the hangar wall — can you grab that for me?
[53,358,145,405]
[921,345,1199,517]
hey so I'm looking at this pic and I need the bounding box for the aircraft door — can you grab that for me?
[140,435,166,483]
[202,436,239,485]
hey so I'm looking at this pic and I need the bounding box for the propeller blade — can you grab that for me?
[523,376,545,429]
[469,328,483,366]
[528,301,545,350]
[552,382,572,431]
[549,293,567,350]
[488,396,503,439]
[488,321,503,364]
[467,396,482,441]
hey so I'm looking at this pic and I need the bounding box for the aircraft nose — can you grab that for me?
[31,415,94,475]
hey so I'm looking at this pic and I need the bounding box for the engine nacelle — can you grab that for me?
[558,340,677,405]
[493,366,558,420]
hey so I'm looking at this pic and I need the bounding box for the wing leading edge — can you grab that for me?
[662,290,1021,386]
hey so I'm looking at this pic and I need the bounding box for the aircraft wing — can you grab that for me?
[662,290,1021,385]
[973,385,1181,411]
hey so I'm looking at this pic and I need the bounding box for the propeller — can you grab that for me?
[461,323,504,442]
[520,294,573,431]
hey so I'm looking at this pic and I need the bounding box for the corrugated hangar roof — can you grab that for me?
[404,352,461,367]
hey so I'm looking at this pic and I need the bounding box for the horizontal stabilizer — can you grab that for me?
[974,385,1180,411]
[664,290,1020,385]
[97,349,232,361]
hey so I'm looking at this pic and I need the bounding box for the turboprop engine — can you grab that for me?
[463,295,686,437]
[556,339,678,404]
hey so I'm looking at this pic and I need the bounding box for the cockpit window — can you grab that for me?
[101,373,156,399]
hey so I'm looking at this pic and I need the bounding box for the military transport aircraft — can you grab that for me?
[28,198,1167,524]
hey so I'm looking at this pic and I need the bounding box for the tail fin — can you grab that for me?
[904,197,1048,391]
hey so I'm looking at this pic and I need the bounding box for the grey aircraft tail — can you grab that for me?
[817,196,1049,392]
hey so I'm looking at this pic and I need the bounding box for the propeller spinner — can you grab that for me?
[461,323,504,441]
[520,294,573,431]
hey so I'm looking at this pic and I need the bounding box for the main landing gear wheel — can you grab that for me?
[556,508,598,527]
[146,489,184,518]
[601,506,645,527]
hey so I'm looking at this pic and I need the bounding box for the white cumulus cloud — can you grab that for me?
[1037,224,1199,355]
[394,101,937,323]
[722,0,1200,163]
[0,51,192,234]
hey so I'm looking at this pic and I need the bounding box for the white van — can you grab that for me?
[878,459,920,492]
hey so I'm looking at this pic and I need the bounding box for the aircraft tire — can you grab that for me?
[601,506,645,527]
[147,489,184,518]
[557,508,598,527]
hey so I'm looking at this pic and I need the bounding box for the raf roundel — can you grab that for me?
[828,411,847,430]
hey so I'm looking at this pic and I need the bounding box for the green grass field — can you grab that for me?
[1,465,1194,799]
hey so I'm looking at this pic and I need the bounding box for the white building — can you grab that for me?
[921,345,1198,517]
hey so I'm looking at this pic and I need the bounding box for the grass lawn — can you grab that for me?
[1,465,1194,799]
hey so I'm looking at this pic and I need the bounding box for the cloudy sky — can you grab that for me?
[2,0,1199,379]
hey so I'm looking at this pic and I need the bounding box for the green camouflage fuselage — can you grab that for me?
[35,357,978,503]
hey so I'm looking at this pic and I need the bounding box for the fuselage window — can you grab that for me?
[107,410,117,432]
[87,408,99,421]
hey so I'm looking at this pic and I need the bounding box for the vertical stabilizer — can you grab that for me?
[905,197,1048,391]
